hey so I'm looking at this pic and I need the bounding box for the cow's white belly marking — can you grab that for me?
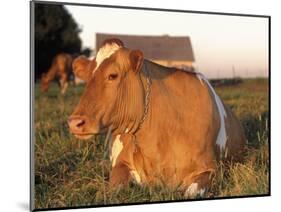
[110,135,123,167]
[196,73,228,158]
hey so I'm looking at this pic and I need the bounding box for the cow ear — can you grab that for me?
[129,50,143,73]
[72,56,93,82]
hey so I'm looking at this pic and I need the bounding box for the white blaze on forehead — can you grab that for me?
[93,43,121,73]
[110,135,123,167]
[196,73,228,158]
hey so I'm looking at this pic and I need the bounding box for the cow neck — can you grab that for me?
[109,60,151,155]
[110,61,151,139]
[122,60,152,137]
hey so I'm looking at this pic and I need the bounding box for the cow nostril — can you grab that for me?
[76,119,85,127]
[68,116,86,130]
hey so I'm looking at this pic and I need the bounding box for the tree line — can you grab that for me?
[34,3,90,80]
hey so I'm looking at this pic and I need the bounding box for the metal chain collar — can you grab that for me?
[138,63,152,129]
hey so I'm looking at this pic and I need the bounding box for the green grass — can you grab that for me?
[34,78,269,209]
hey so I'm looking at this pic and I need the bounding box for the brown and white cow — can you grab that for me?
[41,53,75,95]
[68,39,246,198]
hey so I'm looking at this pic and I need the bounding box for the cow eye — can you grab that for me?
[108,73,118,80]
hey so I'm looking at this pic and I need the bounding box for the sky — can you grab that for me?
[65,5,269,79]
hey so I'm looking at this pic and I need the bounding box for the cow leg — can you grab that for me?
[59,75,68,95]
[61,82,68,95]
[59,78,64,91]
[184,170,214,198]
[182,154,215,199]
[109,162,131,187]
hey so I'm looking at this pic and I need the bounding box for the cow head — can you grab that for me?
[40,73,50,92]
[68,39,145,139]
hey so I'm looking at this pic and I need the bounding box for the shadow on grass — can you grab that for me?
[241,111,269,148]
[35,151,81,186]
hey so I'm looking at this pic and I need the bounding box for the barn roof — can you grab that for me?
[96,33,195,62]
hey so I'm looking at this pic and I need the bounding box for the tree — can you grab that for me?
[34,3,82,80]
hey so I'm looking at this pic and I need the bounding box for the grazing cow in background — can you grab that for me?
[41,53,76,95]
[68,39,246,198]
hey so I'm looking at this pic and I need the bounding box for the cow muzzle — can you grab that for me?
[68,115,94,139]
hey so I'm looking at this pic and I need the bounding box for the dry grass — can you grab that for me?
[33,78,269,209]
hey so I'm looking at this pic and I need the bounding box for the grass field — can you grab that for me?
[34,78,269,209]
